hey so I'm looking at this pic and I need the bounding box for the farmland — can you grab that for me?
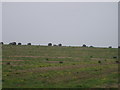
[2,45,119,88]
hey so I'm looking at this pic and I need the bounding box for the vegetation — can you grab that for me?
[2,45,119,88]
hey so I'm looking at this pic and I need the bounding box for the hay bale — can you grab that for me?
[59,61,63,63]
[15,73,19,74]
[90,56,93,58]
[6,62,10,65]
[98,61,101,63]
[2,79,4,82]
[113,56,117,59]
[116,61,119,63]
[46,58,49,61]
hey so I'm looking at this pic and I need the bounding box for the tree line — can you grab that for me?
[0,41,117,48]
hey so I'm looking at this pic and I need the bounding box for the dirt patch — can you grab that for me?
[46,61,60,63]
[57,57,71,58]
[2,60,29,61]
[8,56,72,59]
[14,63,99,74]
[9,56,42,58]
[91,58,104,60]
[46,61,65,63]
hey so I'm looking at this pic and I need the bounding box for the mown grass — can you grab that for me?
[2,45,119,88]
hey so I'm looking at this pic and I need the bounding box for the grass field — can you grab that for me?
[2,45,119,88]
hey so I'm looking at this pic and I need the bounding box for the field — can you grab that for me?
[2,45,119,88]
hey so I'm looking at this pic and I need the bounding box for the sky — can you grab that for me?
[118,2,120,46]
[0,2,2,42]
[2,2,118,47]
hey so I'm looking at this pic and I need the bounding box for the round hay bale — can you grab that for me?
[59,61,63,63]
[98,61,101,63]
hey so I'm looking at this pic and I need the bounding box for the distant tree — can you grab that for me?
[108,46,112,48]
[82,44,86,47]
[58,44,62,46]
[48,43,52,46]
[118,46,120,48]
[9,42,16,45]
[27,43,31,45]
[13,42,16,45]
[0,42,3,45]
[18,43,22,45]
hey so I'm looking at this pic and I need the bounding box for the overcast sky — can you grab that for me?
[2,2,118,47]
[0,3,2,42]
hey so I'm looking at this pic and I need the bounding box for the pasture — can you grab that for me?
[2,45,119,88]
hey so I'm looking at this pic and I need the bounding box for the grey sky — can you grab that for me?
[118,1,120,46]
[2,2,118,47]
[0,3,2,42]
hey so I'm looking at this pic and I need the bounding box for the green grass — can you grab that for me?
[2,45,119,88]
